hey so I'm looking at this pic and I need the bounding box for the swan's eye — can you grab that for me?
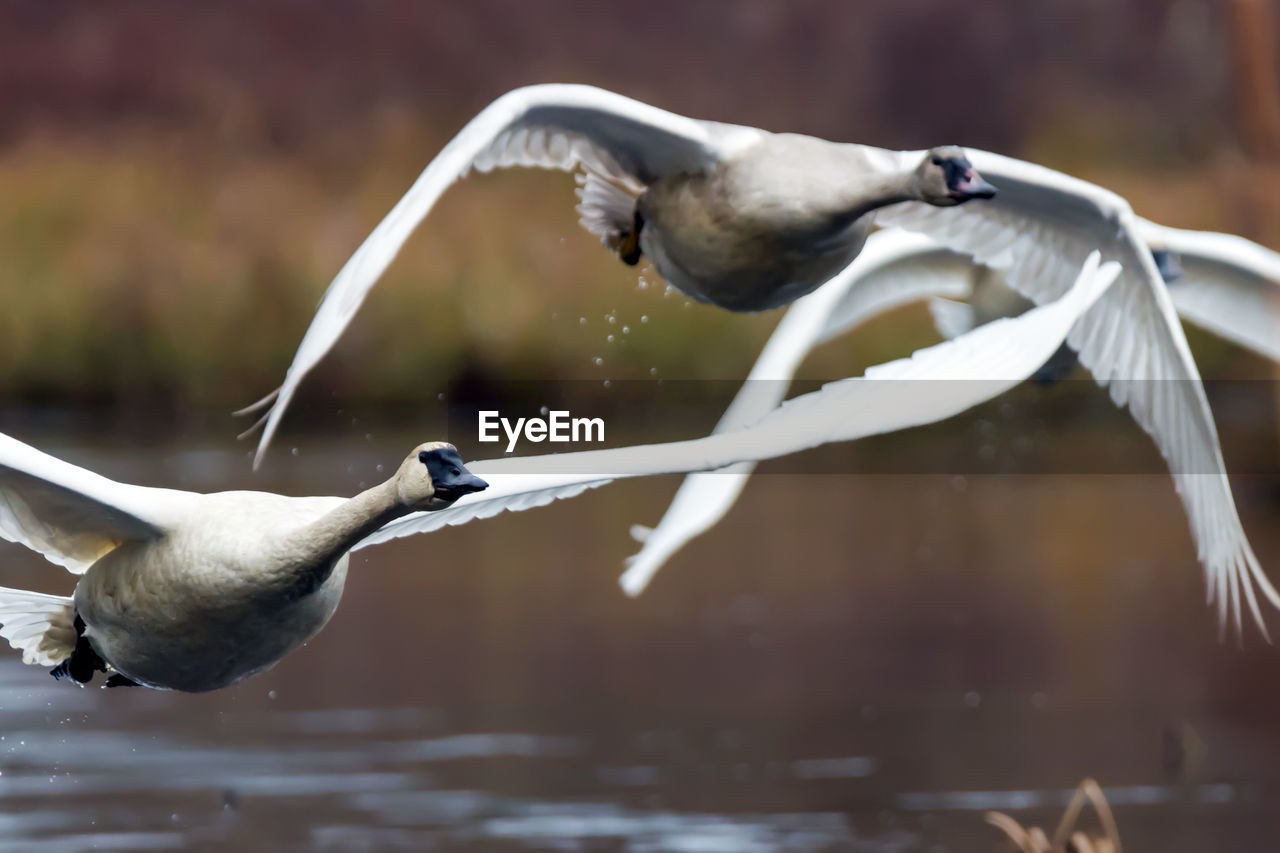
[451,467,461,477]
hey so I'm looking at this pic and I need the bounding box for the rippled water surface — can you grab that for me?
[0,426,1278,851]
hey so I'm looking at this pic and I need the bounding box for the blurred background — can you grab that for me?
[1,1,1279,850]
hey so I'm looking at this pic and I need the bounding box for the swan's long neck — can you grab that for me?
[276,481,408,598]
[839,173,918,221]
[830,146,919,221]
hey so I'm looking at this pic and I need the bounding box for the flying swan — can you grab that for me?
[620,229,1280,639]
[238,84,1280,529]
[0,255,1129,690]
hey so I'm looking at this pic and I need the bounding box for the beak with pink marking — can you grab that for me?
[943,155,998,202]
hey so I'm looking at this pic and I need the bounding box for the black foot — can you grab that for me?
[49,659,74,681]
[619,211,644,266]
[49,614,107,686]
[104,674,142,689]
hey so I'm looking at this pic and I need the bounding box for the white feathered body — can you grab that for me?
[638,134,877,311]
[75,491,347,692]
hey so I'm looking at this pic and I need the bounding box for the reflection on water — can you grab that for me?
[0,428,1277,851]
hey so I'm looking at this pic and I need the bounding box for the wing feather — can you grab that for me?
[354,255,1118,563]
[875,149,1280,635]
[248,84,761,467]
[0,434,187,573]
[0,587,75,666]
[619,230,982,595]
[1138,220,1280,362]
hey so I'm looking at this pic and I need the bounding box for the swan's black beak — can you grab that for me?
[420,446,489,503]
[433,469,489,502]
[944,157,997,202]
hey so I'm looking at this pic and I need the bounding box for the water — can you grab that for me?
[0,430,1277,850]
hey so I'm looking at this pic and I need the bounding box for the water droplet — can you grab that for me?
[638,276,649,290]
[606,334,615,343]
[365,433,372,441]
[375,464,384,473]
[593,357,604,366]
[603,379,611,389]
[640,315,649,323]
[963,691,981,708]
[649,367,658,376]
[540,406,549,416]
[268,690,278,700]
[622,325,630,334]
[579,317,587,325]
[290,448,298,456]
[437,392,445,401]
[607,314,617,324]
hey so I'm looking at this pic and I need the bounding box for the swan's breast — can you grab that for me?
[75,492,349,692]
[638,135,872,311]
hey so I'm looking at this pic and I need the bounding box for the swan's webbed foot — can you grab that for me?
[48,658,76,682]
[616,211,644,266]
[49,614,107,686]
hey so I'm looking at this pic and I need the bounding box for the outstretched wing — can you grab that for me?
[619,230,981,595]
[354,255,1118,573]
[245,84,762,468]
[0,434,190,573]
[873,148,1280,636]
[1137,219,1280,362]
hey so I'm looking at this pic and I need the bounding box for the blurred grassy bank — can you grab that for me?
[1,0,1278,418]
[3,123,1278,415]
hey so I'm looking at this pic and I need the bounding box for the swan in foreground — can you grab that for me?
[620,230,1280,638]
[1,442,489,690]
[0,255,1140,688]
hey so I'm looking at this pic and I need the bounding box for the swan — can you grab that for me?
[238,84,1000,464]
[0,441,489,691]
[620,228,1280,637]
[237,86,1277,499]
[0,254,1129,689]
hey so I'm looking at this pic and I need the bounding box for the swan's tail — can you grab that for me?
[0,587,76,667]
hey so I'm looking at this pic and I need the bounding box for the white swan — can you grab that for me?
[0,254,1123,689]
[0,441,489,691]
[621,227,1280,636]
[239,84,999,465]
[238,86,1279,498]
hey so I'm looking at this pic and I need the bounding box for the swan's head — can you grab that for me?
[914,146,997,206]
[394,442,489,511]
